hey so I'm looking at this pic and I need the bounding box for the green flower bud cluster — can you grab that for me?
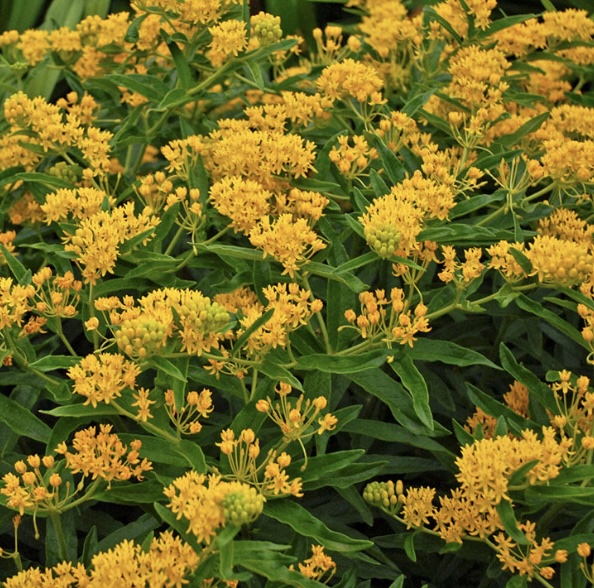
[366,226,400,259]
[47,161,80,184]
[115,317,167,359]
[363,480,403,512]
[178,297,230,335]
[222,487,265,526]
[251,12,282,47]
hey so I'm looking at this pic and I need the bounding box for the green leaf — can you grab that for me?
[408,339,500,369]
[390,356,433,430]
[147,356,187,381]
[348,369,450,437]
[205,243,265,262]
[232,308,275,355]
[404,532,417,562]
[117,434,188,468]
[175,439,207,472]
[423,6,462,43]
[0,393,52,443]
[515,294,586,348]
[334,252,380,275]
[418,223,515,245]
[0,243,30,284]
[40,404,120,418]
[28,355,80,372]
[496,500,530,545]
[264,500,373,552]
[165,39,194,89]
[239,553,327,587]
[307,261,368,293]
[301,450,366,489]
[297,351,387,374]
[95,513,159,553]
[509,248,533,274]
[341,419,453,458]
[0,166,25,187]
[124,12,148,42]
[525,485,594,506]
[153,502,201,550]
[499,343,557,413]
[94,480,165,504]
[497,112,549,149]
[466,383,538,434]
[259,359,304,390]
[106,73,170,102]
[369,135,405,186]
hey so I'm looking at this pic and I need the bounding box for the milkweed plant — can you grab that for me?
[0,0,593,586]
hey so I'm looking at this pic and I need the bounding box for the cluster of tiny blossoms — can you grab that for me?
[1,424,151,523]
[364,426,572,580]
[3,531,199,588]
[164,471,265,544]
[343,288,430,348]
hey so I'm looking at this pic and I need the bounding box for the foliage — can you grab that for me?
[0,0,594,587]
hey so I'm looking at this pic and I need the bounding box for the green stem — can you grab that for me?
[425,283,537,322]
[249,369,259,403]
[300,273,333,354]
[54,320,78,357]
[48,510,68,563]
[240,378,249,405]
[475,206,506,227]
[111,400,181,443]
[62,478,103,512]
[201,226,230,247]
[87,283,99,351]
[164,225,186,256]
[175,249,195,271]
[525,182,557,202]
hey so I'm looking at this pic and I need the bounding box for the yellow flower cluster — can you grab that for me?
[216,426,303,497]
[31,267,82,319]
[3,531,198,588]
[249,214,326,277]
[291,544,337,583]
[365,426,573,578]
[200,119,317,190]
[164,471,265,543]
[329,135,378,181]
[343,288,430,347]
[68,353,141,407]
[425,45,510,146]
[56,424,152,485]
[215,283,323,364]
[256,382,338,442]
[361,171,456,259]
[2,454,67,519]
[209,176,272,234]
[2,91,112,175]
[1,425,151,522]
[548,370,594,463]
[63,203,158,285]
[487,240,529,284]
[164,387,214,434]
[41,187,116,223]
[432,0,497,37]
[0,278,35,331]
[493,521,559,580]
[208,19,247,68]
[316,58,384,105]
[438,245,485,287]
[96,287,230,358]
